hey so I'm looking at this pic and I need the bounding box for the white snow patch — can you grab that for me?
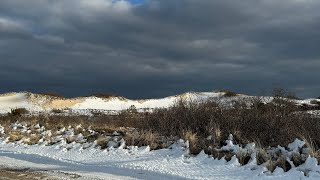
[0,93,43,114]
[1,136,320,179]
[288,138,305,152]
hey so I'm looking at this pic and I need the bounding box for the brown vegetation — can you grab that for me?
[218,90,239,97]
[8,108,29,117]
[87,93,123,99]
[2,96,320,151]
[2,90,320,172]
[272,88,299,100]
[37,92,64,98]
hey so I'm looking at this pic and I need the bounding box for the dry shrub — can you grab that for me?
[90,110,103,116]
[141,96,320,151]
[266,160,277,172]
[85,133,99,143]
[51,109,63,114]
[309,100,320,110]
[236,151,252,165]
[310,100,320,105]
[256,148,270,165]
[140,130,161,149]
[88,93,122,99]
[124,130,162,150]
[216,90,239,97]
[9,108,29,117]
[205,123,222,148]
[302,137,320,162]
[8,131,24,142]
[23,135,41,145]
[231,129,243,145]
[127,105,138,114]
[222,90,238,97]
[38,92,64,98]
[272,88,299,100]
[212,125,222,141]
[142,99,221,138]
[222,151,234,162]
[291,152,306,167]
[65,136,76,144]
[181,130,201,154]
[276,156,291,172]
[143,96,313,149]
[123,130,139,147]
[96,136,109,149]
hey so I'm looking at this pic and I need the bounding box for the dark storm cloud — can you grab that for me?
[1,0,320,98]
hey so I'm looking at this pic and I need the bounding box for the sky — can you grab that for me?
[0,0,320,99]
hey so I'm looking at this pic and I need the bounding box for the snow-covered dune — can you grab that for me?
[0,92,43,114]
[0,91,319,115]
[0,91,230,114]
[71,92,226,111]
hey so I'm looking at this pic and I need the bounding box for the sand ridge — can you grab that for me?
[27,94,86,110]
[0,92,17,97]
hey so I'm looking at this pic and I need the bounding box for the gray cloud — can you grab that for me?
[0,0,320,98]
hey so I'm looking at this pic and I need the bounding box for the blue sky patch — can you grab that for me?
[127,0,144,5]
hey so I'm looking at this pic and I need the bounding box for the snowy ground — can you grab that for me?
[1,138,320,180]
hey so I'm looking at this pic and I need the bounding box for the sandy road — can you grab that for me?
[0,168,55,180]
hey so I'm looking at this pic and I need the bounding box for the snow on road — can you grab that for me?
[1,139,319,180]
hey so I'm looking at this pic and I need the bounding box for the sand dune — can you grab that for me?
[0,91,318,115]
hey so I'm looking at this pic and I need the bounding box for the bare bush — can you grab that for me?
[218,90,238,97]
[124,130,163,150]
[310,100,320,106]
[142,96,320,151]
[51,109,63,114]
[272,88,299,100]
[88,93,122,99]
[38,92,64,98]
[9,108,29,117]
